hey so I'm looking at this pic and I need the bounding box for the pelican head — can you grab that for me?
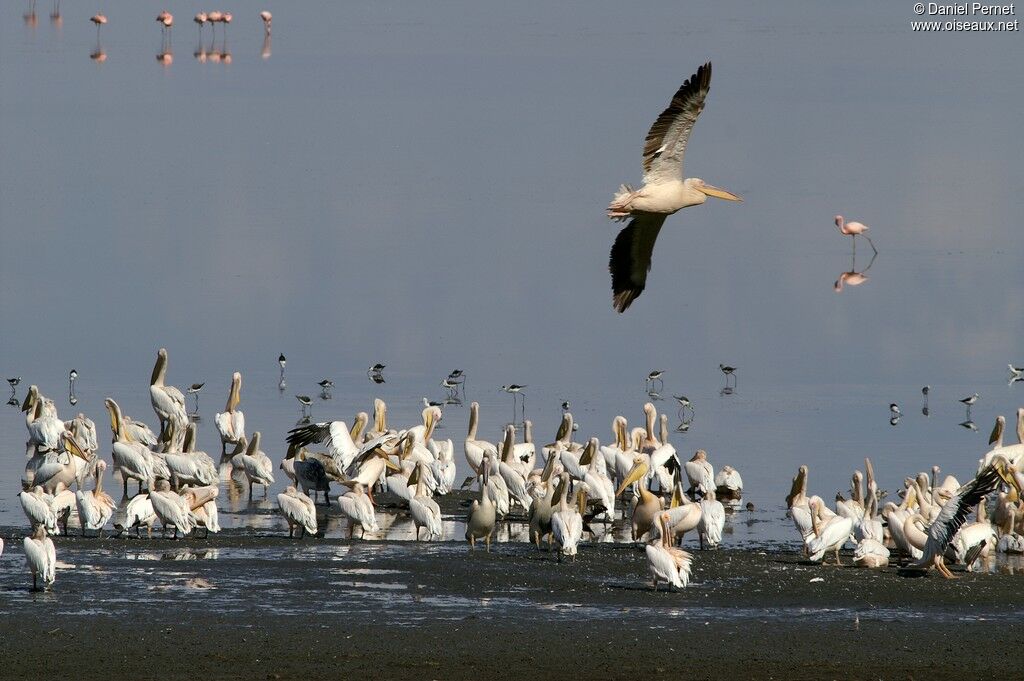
[20,385,40,413]
[690,178,742,203]
[228,372,242,411]
[992,456,1023,501]
[615,456,649,497]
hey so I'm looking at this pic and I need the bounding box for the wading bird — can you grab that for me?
[90,13,106,37]
[834,216,876,255]
[259,10,271,33]
[607,63,741,312]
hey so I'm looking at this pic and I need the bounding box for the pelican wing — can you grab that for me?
[641,63,712,186]
[917,463,1003,566]
[609,213,668,313]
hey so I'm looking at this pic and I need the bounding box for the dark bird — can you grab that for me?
[318,379,334,389]
[278,353,287,369]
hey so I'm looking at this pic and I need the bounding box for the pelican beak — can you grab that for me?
[615,462,648,497]
[698,183,742,202]
[20,389,35,413]
[382,452,401,472]
[63,434,89,461]
[994,459,1023,500]
[577,487,588,515]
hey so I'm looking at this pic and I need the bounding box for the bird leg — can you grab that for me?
[833,545,842,566]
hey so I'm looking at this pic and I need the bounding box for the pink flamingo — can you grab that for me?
[194,12,207,39]
[90,12,106,37]
[260,10,272,34]
[834,215,876,254]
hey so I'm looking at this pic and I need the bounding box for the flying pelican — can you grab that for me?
[214,372,246,461]
[278,486,318,538]
[607,63,741,312]
[24,525,56,591]
[906,457,1021,578]
[287,414,367,470]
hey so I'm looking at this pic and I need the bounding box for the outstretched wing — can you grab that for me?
[918,464,1002,565]
[609,213,668,312]
[642,63,712,186]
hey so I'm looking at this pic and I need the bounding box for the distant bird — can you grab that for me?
[90,13,107,36]
[719,364,736,377]
[69,369,78,381]
[7,377,21,387]
[959,420,978,431]
[448,369,464,380]
[188,383,204,394]
[673,395,692,409]
[368,363,386,373]
[834,216,876,254]
[441,378,460,391]
[207,9,223,34]
[156,10,173,33]
[890,403,901,417]
[368,374,386,385]
[296,395,312,415]
[1010,364,1023,379]
[561,401,571,412]
[607,63,742,312]
[922,386,930,396]
[960,393,979,413]
[318,379,334,390]
[259,10,272,34]
[278,353,287,370]
[501,384,526,394]
[194,12,207,35]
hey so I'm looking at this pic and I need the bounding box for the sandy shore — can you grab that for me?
[2,515,1022,680]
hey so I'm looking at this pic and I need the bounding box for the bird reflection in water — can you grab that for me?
[261,33,272,60]
[960,420,978,432]
[24,0,38,28]
[156,49,173,67]
[49,0,61,27]
[834,249,877,292]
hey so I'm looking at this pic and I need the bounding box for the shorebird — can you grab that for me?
[194,12,207,37]
[259,10,272,34]
[448,369,464,380]
[368,363,386,373]
[834,216,876,255]
[922,386,930,396]
[278,353,287,370]
[156,10,173,34]
[646,370,665,391]
[607,63,741,312]
[90,12,106,37]
[441,378,460,392]
[960,393,979,414]
[673,395,692,409]
[501,384,526,395]
[561,400,571,412]
[720,364,737,387]
[890,403,901,418]
[69,369,78,382]
[7,377,21,388]
[187,383,204,413]
[318,379,334,390]
[1009,364,1023,379]
[296,395,312,415]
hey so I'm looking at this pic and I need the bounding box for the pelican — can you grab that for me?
[906,457,1022,578]
[409,464,443,541]
[287,414,367,470]
[429,437,457,495]
[339,435,401,503]
[23,525,56,591]
[853,538,890,568]
[278,486,318,538]
[464,402,497,476]
[337,483,379,538]
[528,451,560,549]
[232,431,275,498]
[807,498,854,564]
[466,453,497,551]
[607,63,741,311]
[683,450,714,499]
[646,511,693,590]
[578,437,615,521]
[164,423,218,489]
[19,486,57,534]
[551,473,585,561]
[714,465,743,501]
[149,348,188,450]
[214,372,246,461]
[115,493,157,538]
[698,490,725,549]
[663,476,702,546]
[616,456,663,541]
[105,399,156,496]
[31,434,91,495]
[149,479,196,538]
[497,425,532,512]
[75,460,115,537]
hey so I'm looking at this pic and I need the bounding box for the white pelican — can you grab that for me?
[710,466,740,503]
[579,437,615,521]
[646,511,693,590]
[528,453,561,549]
[337,483,379,538]
[184,485,220,536]
[466,452,497,551]
[149,348,188,450]
[287,414,367,470]
[75,459,115,537]
[683,449,714,499]
[409,463,442,541]
[663,478,702,546]
[164,422,218,489]
[105,398,155,496]
[906,457,1021,578]
[291,450,334,504]
[214,372,246,462]
[23,525,56,591]
[277,486,318,538]
[20,486,57,534]
[31,435,91,494]
[807,498,854,564]
[615,456,663,541]
[149,479,196,538]
[50,490,76,536]
[853,538,890,568]
[428,437,457,495]
[698,490,725,549]
[116,493,157,538]
[464,402,497,476]
[551,473,584,561]
[497,425,532,512]
[406,406,442,446]
[607,62,741,312]
[340,435,401,503]
[122,414,159,448]
[232,431,275,498]
[511,420,536,475]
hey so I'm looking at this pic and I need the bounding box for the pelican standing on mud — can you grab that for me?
[607,62,741,312]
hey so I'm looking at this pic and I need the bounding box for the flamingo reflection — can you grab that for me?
[833,249,877,292]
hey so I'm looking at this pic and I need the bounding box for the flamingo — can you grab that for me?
[834,215,876,254]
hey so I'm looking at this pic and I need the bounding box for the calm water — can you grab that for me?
[1,1,1022,536]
